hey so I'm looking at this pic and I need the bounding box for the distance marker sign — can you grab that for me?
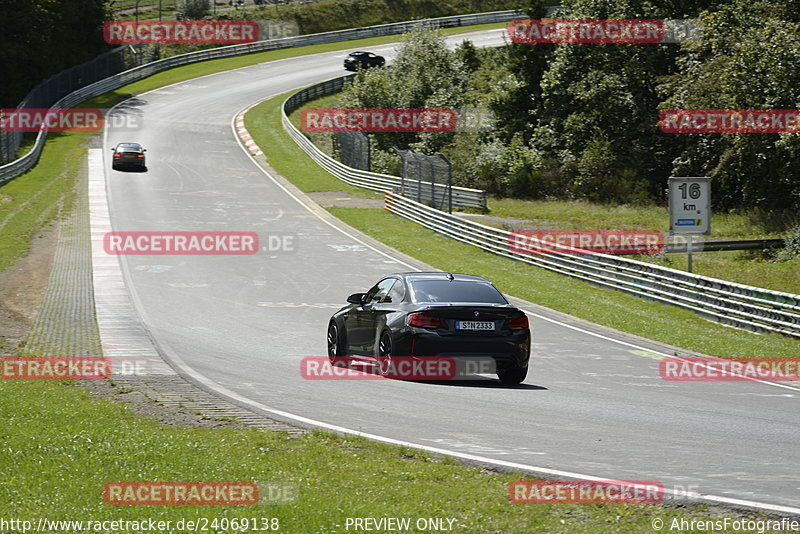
[669,177,710,235]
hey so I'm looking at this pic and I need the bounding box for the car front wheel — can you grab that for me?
[327,321,345,364]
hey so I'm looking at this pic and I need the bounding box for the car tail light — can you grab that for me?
[114,154,120,157]
[137,154,144,158]
[508,315,529,329]
[407,312,442,329]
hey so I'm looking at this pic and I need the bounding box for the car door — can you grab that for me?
[365,278,403,353]
[344,278,395,354]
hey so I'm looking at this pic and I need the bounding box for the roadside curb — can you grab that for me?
[235,110,263,157]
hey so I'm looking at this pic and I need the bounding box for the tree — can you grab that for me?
[180,0,210,20]
[339,28,469,154]
[489,0,552,143]
[0,0,110,107]
[658,0,800,211]
[502,0,718,202]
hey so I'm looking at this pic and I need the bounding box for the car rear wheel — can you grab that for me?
[377,331,394,376]
[497,366,527,385]
[327,321,345,364]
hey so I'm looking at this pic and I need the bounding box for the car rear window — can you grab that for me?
[409,280,507,304]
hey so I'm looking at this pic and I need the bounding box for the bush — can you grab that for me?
[179,0,210,19]
[773,224,800,262]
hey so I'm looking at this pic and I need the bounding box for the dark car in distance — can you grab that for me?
[344,51,386,71]
[327,272,531,384]
[111,142,146,170]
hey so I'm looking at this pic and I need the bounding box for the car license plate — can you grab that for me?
[457,321,494,331]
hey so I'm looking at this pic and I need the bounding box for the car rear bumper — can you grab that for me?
[114,159,145,167]
[407,332,530,370]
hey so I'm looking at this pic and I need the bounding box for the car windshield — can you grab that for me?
[408,279,507,304]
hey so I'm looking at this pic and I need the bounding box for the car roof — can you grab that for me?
[116,143,142,149]
[349,51,370,55]
[393,272,492,283]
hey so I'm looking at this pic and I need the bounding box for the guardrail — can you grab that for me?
[385,191,800,338]
[0,10,520,186]
[282,76,488,210]
[666,239,785,253]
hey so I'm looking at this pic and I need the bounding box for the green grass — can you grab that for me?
[0,379,738,531]
[287,93,340,157]
[249,96,375,196]
[485,198,791,239]
[636,250,800,294]
[248,90,800,359]
[0,132,85,273]
[484,199,800,294]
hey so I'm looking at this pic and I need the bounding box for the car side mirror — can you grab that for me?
[347,293,366,305]
[142,149,147,152]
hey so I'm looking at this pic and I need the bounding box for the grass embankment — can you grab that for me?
[0,132,83,273]
[248,90,800,359]
[1,378,735,531]
[488,199,800,294]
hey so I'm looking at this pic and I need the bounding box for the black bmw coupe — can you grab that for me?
[327,272,531,384]
[343,51,386,70]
